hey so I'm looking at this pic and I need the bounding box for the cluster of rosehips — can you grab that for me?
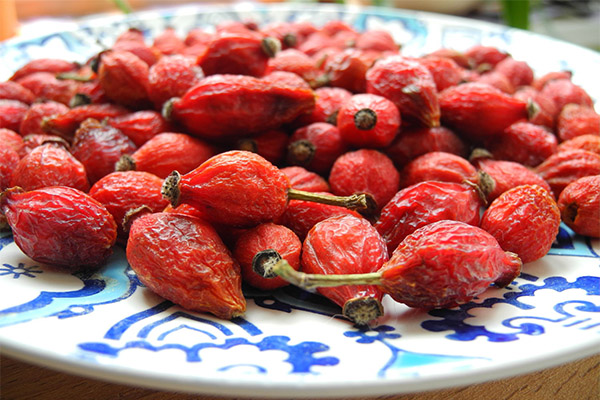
[1,19,599,326]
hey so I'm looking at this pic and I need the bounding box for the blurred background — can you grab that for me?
[1,0,599,50]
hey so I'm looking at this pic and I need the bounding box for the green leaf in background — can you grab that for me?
[112,0,133,14]
[501,0,530,29]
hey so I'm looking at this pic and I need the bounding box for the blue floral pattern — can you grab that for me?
[1,4,599,396]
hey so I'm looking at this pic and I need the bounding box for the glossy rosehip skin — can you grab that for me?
[126,212,246,319]
[1,186,117,269]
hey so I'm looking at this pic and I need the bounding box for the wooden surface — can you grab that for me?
[1,352,599,400]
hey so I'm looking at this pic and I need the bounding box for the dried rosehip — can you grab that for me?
[472,156,552,202]
[513,86,558,129]
[557,175,600,238]
[556,103,600,142]
[280,166,330,193]
[166,72,315,141]
[355,29,398,52]
[0,186,117,269]
[10,142,90,192]
[0,100,28,133]
[299,214,387,325]
[198,30,280,77]
[19,101,70,137]
[0,81,35,104]
[9,58,78,82]
[474,71,515,94]
[287,122,348,175]
[425,48,471,70]
[97,50,152,109]
[116,132,215,179]
[384,126,468,169]
[41,103,129,140]
[328,149,400,212]
[294,86,352,126]
[70,118,137,185]
[126,211,246,319]
[535,149,600,197]
[147,54,204,109]
[464,45,509,71]
[492,57,534,89]
[89,171,169,241]
[531,70,572,91]
[438,82,528,144]
[486,121,557,167]
[557,134,600,155]
[336,93,401,148]
[324,48,380,93]
[266,49,323,88]
[161,150,373,228]
[108,110,171,147]
[400,151,478,189]
[0,144,20,191]
[233,222,302,290]
[16,72,79,105]
[481,185,560,264]
[366,55,440,128]
[0,128,24,156]
[540,78,594,112]
[262,220,521,310]
[152,27,186,56]
[375,181,482,254]
[236,129,288,166]
[18,133,62,156]
[417,56,465,92]
[279,192,362,241]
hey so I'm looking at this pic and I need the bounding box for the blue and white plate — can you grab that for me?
[1,4,599,398]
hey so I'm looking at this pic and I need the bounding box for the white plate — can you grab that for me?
[1,3,599,398]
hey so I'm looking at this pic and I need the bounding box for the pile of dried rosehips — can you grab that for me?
[1,19,599,326]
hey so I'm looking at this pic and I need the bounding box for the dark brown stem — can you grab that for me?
[114,154,136,172]
[261,36,281,58]
[354,108,377,130]
[287,188,377,215]
[286,139,315,166]
[252,249,282,279]
[161,171,181,207]
[343,297,384,326]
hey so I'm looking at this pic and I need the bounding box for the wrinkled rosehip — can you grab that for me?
[0,186,117,270]
[280,166,330,193]
[97,50,152,109]
[557,134,600,155]
[487,121,557,167]
[535,149,600,197]
[556,103,600,142]
[540,78,594,112]
[492,57,534,89]
[0,81,35,104]
[287,122,348,175]
[147,54,204,109]
[9,58,78,82]
[400,151,478,189]
[236,129,288,166]
[41,103,129,140]
[295,86,352,126]
[19,101,70,137]
[108,110,171,147]
[16,72,79,105]
[557,175,600,238]
[417,56,465,92]
[0,144,20,191]
[0,100,29,133]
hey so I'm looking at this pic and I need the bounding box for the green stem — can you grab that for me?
[112,0,133,14]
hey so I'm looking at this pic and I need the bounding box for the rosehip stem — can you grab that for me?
[259,257,383,291]
[287,188,377,215]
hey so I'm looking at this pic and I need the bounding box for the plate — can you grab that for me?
[1,3,599,398]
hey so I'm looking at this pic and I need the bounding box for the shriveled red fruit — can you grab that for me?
[89,171,169,241]
[280,166,330,193]
[0,128,24,155]
[18,133,61,156]
[266,49,323,87]
[486,121,557,167]
[147,54,204,109]
[70,118,137,185]
[531,70,572,91]
[472,157,552,202]
[366,55,440,128]
[233,223,301,290]
[97,50,152,109]
[474,71,515,94]
[115,132,215,179]
[126,211,246,319]
[438,82,528,144]
[417,56,465,92]
[535,149,600,197]
[41,103,129,140]
[279,192,362,241]
[236,129,288,165]
[324,48,380,93]
[556,103,600,142]
[464,45,509,71]
[0,144,20,190]
[167,72,315,141]
[492,57,534,89]
[557,134,600,155]
[375,181,482,254]
[336,93,400,148]
[0,186,117,270]
[9,58,78,82]
[557,175,600,238]
[0,81,36,104]
[110,38,160,68]
[300,214,387,325]
[161,150,373,228]
[294,86,352,126]
[197,30,280,77]
[10,142,90,192]
[287,122,348,175]
[0,100,29,133]
[384,126,468,169]
[425,48,471,69]
[329,149,400,212]
[355,29,398,52]
[513,86,558,129]
[400,151,478,188]
[18,101,70,137]
[540,78,594,112]
[16,72,79,105]
[481,185,560,264]
[263,220,521,310]
[108,110,171,147]
[152,27,186,55]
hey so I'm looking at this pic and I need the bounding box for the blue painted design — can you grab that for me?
[0,233,12,250]
[422,274,600,342]
[345,325,487,377]
[218,364,267,373]
[549,225,599,257]
[0,247,140,328]
[0,262,43,278]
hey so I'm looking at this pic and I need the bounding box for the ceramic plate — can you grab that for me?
[1,3,599,398]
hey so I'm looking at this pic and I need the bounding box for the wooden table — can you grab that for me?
[1,352,598,399]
